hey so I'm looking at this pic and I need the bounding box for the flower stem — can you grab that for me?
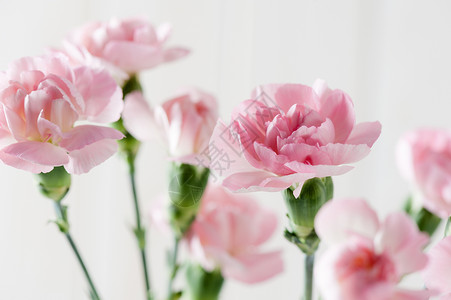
[128,154,152,300]
[167,237,181,300]
[54,201,101,300]
[304,254,315,300]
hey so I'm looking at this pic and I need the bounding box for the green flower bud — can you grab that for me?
[283,177,333,238]
[168,163,210,237]
[35,166,71,202]
[185,263,224,300]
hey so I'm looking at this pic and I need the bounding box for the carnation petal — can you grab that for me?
[0,141,69,170]
[319,89,355,143]
[223,251,284,284]
[377,212,429,276]
[347,121,382,147]
[64,139,118,174]
[122,91,155,141]
[60,125,124,151]
[315,198,380,245]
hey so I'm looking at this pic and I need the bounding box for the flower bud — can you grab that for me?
[168,163,210,237]
[185,263,224,300]
[35,166,71,201]
[283,177,333,238]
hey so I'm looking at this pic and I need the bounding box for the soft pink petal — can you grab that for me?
[346,121,382,147]
[284,161,354,178]
[122,91,155,141]
[377,212,429,276]
[319,89,355,143]
[312,78,333,100]
[103,41,163,73]
[392,289,435,300]
[64,138,119,174]
[0,141,69,173]
[321,143,371,165]
[74,66,123,123]
[424,236,451,295]
[252,84,319,112]
[163,47,190,62]
[222,251,284,284]
[60,125,123,151]
[3,105,25,141]
[315,198,380,245]
[223,171,315,194]
[0,150,54,173]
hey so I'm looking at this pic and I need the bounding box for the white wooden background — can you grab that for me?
[0,0,450,299]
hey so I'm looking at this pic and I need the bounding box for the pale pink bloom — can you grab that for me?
[122,88,218,163]
[155,88,218,163]
[0,54,124,174]
[211,80,381,197]
[64,17,189,78]
[186,184,283,283]
[397,129,451,218]
[315,198,431,300]
[424,236,451,299]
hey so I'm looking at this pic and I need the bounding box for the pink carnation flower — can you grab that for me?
[397,129,451,218]
[123,88,218,164]
[210,80,381,197]
[186,184,284,283]
[315,198,431,300]
[423,236,451,299]
[0,54,124,174]
[63,17,189,79]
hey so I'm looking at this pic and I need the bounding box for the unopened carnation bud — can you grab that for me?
[185,263,224,300]
[168,163,209,237]
[35,166,71,201]
[283,177,333,238]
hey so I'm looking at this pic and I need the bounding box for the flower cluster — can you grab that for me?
[2,14,450,300]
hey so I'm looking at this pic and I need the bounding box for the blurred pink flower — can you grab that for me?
[210,80,381,197]
[186,184,283,283]
[397,129,451,218]
[0,54,124,174]
[424,236,451,299]
[154,88,218,163]
[63,17,189,78]
[315,198,431,300]
[122,88,218,163]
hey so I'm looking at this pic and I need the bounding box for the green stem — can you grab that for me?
[167,237,181,300]
[128,155,152,300]
[304,254,314,300]
[54,202,101,300]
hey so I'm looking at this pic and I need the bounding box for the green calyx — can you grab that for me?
[35,166,71,202]
[168,163,210,238]
[185,263,224,300]
[404,197,442,237]
[283,177,333,238]
[283,177,333,255]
